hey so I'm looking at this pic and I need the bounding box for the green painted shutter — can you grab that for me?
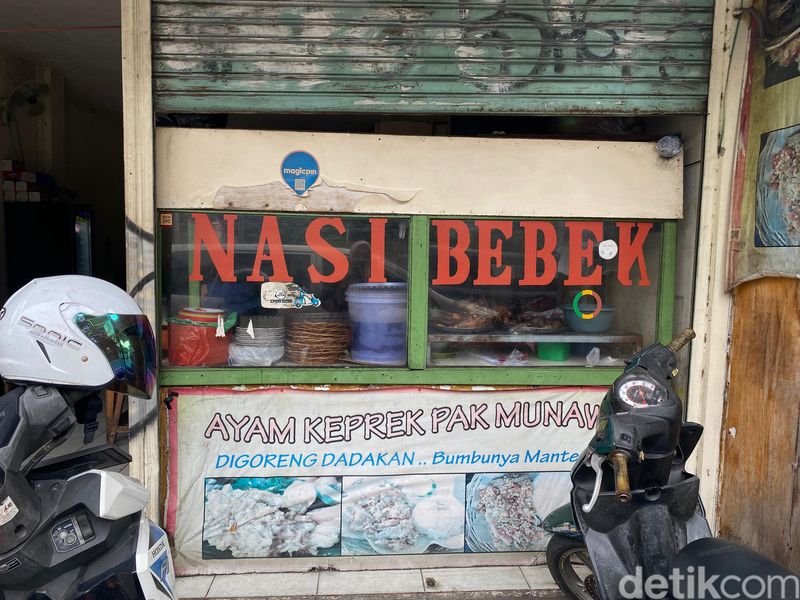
[152,0,714,115]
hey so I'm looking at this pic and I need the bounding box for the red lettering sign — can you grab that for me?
[187,214,652,290]
[519,221,557,286]
[189,213,237,282]
[306,217,349,284]
[474,220,512,286]
[431,220,470,285]
[617,222,652,286]
[564,221,602,286]
[368,218,388,283]
[247,216,293,282]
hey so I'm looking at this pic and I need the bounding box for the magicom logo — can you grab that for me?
[620,566,800,600]
[282,167,318,176]
[280,150,320,196]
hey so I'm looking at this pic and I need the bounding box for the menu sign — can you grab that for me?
[167,386,603,572]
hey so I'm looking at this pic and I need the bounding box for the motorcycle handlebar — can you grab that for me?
[666,328,696,354]
[609,451,632,503]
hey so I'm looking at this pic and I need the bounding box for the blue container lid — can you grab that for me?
[346,282,408,303]
[347,282,408,291]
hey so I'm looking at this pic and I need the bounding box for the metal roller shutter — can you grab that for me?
[152,0,714,115]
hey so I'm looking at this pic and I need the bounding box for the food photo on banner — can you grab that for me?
[202,477,342,559]
[341,474,466,555]
[165,386,603,573]
[464,472,572,553]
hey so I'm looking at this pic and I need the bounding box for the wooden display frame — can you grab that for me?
[157,213,677,388]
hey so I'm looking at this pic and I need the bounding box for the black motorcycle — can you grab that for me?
[0,386,175,600]
[542,329,799,600]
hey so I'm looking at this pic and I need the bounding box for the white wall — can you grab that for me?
[64,99,125,288]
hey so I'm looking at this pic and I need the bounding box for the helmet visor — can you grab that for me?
[74,312,156,399]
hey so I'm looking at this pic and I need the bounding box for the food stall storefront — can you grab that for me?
[155,128,683,574]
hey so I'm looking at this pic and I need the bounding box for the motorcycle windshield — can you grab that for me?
[74,313,156,399]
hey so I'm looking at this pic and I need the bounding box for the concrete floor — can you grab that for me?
[177,565,565,599]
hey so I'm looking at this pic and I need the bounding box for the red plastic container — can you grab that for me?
[168,308,230,367]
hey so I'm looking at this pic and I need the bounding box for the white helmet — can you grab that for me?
[0,276,156,398]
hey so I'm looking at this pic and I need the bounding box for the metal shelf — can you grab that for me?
[428,329,643,347]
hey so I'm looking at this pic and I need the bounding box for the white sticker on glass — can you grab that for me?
[598,239,619,260]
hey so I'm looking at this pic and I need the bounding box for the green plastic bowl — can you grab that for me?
[537,342,570,361]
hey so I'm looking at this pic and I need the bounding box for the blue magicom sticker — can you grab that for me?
[280,151,320,196]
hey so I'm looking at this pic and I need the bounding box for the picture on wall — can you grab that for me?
[764,45,800,88]
[763,0,800,87]
[755,124,800,247]
[202,477,342,558]
[341,474,466,555]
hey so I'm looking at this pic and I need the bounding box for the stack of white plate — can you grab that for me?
[229,316,285,366]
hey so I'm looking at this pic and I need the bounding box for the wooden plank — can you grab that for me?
[152,0,714,115]
[154,64,710,86]
[152,23,712,41]
[154,0,716,7]
[718,278,800,571]
[158,365,622,386]
[153,44,713,62]
[153,59,711,83]
[684,0,748,530]
[156,128,685,219]
[407,216,430,370]
[122,0,161,521]
[154,93,707,115]
[428,331,643,343]
[656,220,677,344]
[154,77,708,96]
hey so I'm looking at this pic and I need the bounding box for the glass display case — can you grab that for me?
[160,211,409,368]
[426,219,660,368]
[158,211,676,386]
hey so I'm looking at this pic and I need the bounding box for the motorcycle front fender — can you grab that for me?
[574,475,711,600]
[541,503,582,539]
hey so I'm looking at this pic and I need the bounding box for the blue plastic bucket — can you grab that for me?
[346,283,408,365]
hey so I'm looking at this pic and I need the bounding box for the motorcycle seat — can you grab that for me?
[674,538,799,600]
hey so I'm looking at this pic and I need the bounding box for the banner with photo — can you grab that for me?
[728,26,800,287]
[166,386,603,573]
